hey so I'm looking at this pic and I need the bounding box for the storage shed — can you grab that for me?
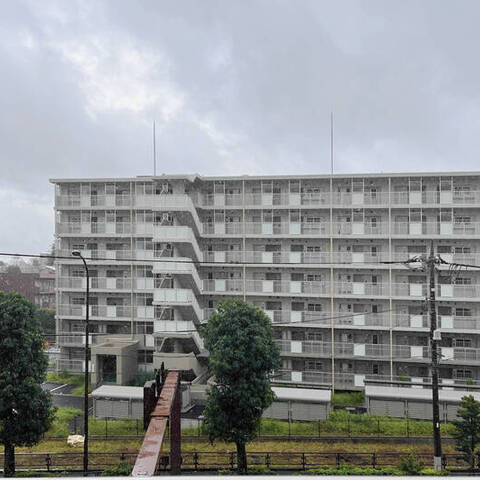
[366,384,480,421]
[92,385,144,419]
[92,384,192,419]
[263,387,332,421]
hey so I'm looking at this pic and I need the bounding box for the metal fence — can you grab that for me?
[0,451,472,473]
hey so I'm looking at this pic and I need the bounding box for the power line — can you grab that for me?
[0,251,412,267]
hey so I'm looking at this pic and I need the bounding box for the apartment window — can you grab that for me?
[455,246,471,254]
[307,303,322,311]
[372,364,380,375]
[305,360,323,371]
[455,277,472,285]
[136,322,153,334]
[291,302,304,311]
[306,274,322,282]
[455,216,472,224]
[454,338,472,348]
[72,269,84,277]
[340,333,353,343]
[306,331,323,342]
[306,246,322,252]
[137,350,153,363]
[454,369,473,379]
[372,335,379,345]
[456,308,472,317]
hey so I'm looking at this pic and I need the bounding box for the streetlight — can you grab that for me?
[72,251,89,476]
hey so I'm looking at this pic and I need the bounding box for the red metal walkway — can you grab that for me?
[131,371,181,476]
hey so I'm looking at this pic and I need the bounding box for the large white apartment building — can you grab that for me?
[52,172,480,390]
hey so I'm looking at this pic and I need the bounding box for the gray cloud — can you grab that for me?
[1,0,480,254]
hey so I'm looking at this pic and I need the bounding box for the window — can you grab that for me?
[455,216,472,224]
[305,360,323,371]
[372,364,380,375]
[137,350,153,363]
[456,308,472,317]
[306,331,323,342]
[455,277,472,285]
[454,338,472,348]
[340,333,353,343]
[72,297,84,305]
[307,303,322,311]
[454,369,473,379]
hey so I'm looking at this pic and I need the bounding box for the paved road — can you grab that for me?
[42,382,93,410]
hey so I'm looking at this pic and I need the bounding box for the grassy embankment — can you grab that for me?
[0,406,459,455]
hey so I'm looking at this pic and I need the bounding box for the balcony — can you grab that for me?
[202,279,330,296]
[334,282,388,297]
[57,276,135,290]
[202,222,330,236]
[57,304,137,319]
[392,221,480,236]
[202,250,388,265]
[55,194,133,208]
[56,222,133,235]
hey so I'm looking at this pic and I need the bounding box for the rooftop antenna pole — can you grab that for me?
[330,112,334,175]
[153,121,157,177]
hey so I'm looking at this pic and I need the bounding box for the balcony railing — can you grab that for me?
[56,222,133,234]
[57,304,139,318]
[202,279,330,295]
[203,250,389,264]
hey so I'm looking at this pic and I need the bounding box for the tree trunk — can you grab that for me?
[4,442,15,477]
[236,441,247,475]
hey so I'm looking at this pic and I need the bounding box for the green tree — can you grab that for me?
[200,299,280,474]
[0,292,56,477]
[35,307,56,339]
[452,395,480,469]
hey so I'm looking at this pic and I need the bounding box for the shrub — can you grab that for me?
[398,453,424,475]
[248,465,276,475]
[101,462,133,476]
[302,466,400,475]
[419,468,448,476]
[331,391,365,407]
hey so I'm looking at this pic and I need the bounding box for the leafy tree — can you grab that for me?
[5,264,22,274]
[200,299,280,474]
[0,292,56,477]
[452,395,480,469]
[44,241,56,267]
[35,307,56,338]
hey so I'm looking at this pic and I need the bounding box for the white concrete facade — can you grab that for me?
[51,172,480,389]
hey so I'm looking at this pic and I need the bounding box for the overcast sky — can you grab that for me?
[1,0,480,256]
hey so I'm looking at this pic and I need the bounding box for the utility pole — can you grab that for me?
[383,241,442,470]
[427,242,442,471]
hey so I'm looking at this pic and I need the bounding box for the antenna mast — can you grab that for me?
[330,112,334,175]
[153,121,157,177]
